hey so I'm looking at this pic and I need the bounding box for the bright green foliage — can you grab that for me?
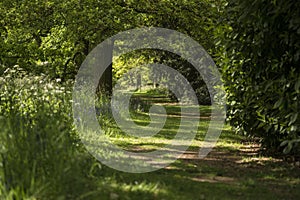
[0,0,130,79]
[217,0,300,153]
[0,0,225,99]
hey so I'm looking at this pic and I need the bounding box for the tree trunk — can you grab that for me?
[97,40,114,96]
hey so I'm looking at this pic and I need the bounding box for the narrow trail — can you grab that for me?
[108,94,300,199]
[137,96,299,192]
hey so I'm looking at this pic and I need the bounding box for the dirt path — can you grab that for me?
[123,96,300,198]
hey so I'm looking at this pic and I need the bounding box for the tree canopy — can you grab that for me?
[0,0,299,157]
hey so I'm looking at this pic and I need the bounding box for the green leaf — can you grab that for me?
[273,98,283,109]
[295,78,300,92]
[280,140,288,147]
[291,126,297,132]
[264,81,273,92]
[283,143,293,154]
[289,113,298,125]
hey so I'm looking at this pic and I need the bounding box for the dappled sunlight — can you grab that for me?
[97,92,299,198]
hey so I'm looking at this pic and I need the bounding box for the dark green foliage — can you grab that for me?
[217,0,300,153]
[156,51,211,105]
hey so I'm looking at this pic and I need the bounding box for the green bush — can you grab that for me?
[217,0,300,154]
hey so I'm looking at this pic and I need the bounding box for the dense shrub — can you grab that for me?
[217,0,300,154]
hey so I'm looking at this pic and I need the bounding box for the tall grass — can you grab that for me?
[0,66,98,199]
